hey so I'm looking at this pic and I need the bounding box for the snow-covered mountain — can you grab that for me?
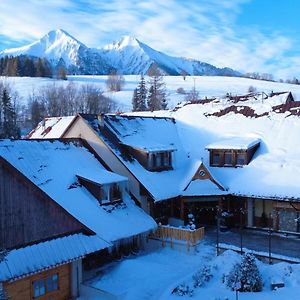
[0,29,241,76]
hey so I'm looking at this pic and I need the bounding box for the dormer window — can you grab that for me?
[236,153,246,166]
[123,143,175,172]
[149,151,172,170]
[109,183,122,202]
[77,175,103,202]
[224,152,233,165]
[212,152,221,166]
[206,137,260,167]
[76,175,124,205]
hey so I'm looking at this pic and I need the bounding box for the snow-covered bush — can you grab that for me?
[176,87,186,94]
[192,265,213,288]
[186,213,196,230]
[172,283,194,297]
[226,253,262,292]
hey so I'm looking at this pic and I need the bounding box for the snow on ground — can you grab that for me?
[79,243,300,300]
[2,75,300,111]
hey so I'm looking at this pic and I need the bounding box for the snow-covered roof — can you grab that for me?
[0,233,108,282]
[123,142,176,153]
[172,94,300,200]
[25,90,300,202]
[28,114,226,201]
[0,140,156,243]
[82,114,215,201]
[76,169,127,186]
[27,116,75,139]
[206,137,260,150]
[182,179,228,197]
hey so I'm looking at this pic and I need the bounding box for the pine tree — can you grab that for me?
[136,75,147,111]
[147,85,155,111]
[226,253,262,292]
[0,89,20,138]
[35,58,45,77]
[57,66,67,80]
[132,88,139,111]
[147,65,168,111]
[23,57,35,77]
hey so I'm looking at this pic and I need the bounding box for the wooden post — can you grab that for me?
[180,199,185,221]
[170,200,174,218]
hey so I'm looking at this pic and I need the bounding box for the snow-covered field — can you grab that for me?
[2,75,300,111]
[80,244,300,300]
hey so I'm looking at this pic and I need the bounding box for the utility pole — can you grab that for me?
[240,203,243,255]
[216,207,220,256]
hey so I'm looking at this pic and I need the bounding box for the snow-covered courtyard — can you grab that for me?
[79,242,300,300]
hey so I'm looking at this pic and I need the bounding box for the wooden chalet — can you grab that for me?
[26,91,300,236]
[0,139,155,299]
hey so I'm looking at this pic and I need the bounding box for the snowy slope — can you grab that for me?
[0,30,240,76]
[4,75,300,112]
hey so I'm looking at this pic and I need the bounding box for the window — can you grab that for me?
[47,274,58,292]
[149,151,172,170]
[33,273,58,298]
[77,176,103,203]
[33,279,46,298]
[109,183,121,202]
[212,153,221,165]
[237,153,246,165]
[224,152,233,166]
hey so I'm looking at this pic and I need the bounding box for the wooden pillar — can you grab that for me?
[247,198,254,227]
[170,200,174,217]
[149,200,155,218]
[180,198,185,221]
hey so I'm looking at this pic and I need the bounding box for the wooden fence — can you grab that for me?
[150,225,205,247]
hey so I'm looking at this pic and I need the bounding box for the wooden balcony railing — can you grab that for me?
[150,225,205,248]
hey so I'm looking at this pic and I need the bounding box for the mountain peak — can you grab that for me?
[104,35,141,50]
[40,29,84,47]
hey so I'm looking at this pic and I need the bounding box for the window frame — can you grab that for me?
[32,273,59,299]
[224,151,233,166]
[148,151,172,171]
[211,152,221,166]
[47,273,59,293]
[236,152,247,166]
[109,183,122,203]
[33,279,46,298]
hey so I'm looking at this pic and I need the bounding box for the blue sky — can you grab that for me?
[0,0,299,78]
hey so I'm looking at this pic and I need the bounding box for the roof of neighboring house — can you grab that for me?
[0,139,156,243]
[27,116,75,139]
[172,92,300,201]
[0,233,108,282]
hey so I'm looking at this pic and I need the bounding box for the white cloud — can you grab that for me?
[0,0,298,78]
